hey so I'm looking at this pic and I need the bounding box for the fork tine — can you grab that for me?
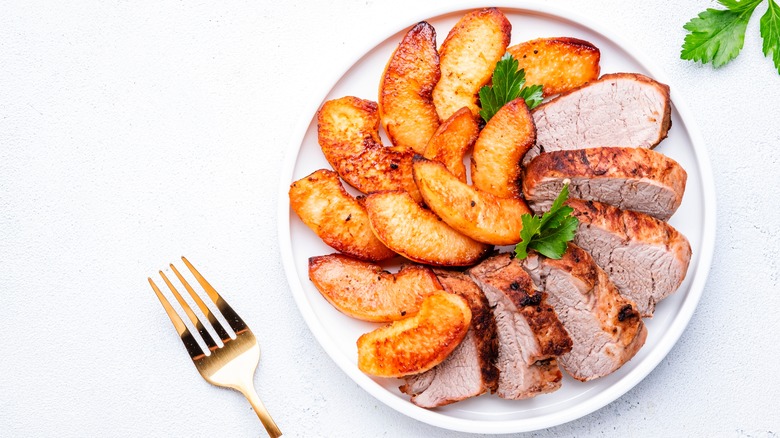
[148,277,204,359]
[170,263,232,343]
[181,256,248,335]
[159,271,219,352]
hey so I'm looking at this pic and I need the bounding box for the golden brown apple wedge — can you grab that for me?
[317,96,422,203]
[507,37,600,97]
[379,21,441,154]
[471,97,535,199]
[308,254,442,322]
[317,96,381,169]
[289,169,396,262]
[357,290,472,377]
[362,190,492,266]
[432,7,511,121]
[422,107,479,183]
[413,156,531,245]
[336,142,422,203]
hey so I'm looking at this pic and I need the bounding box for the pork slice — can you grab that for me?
[568,199,692,317]
[524,73,671,164]
[399,270,498,407]
[523,146,687,221]
[468,253,572,399]
[520,244,647,381]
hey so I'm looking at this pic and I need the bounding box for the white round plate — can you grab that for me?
[278,1,716,433]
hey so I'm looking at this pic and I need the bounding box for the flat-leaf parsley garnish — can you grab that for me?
[479,53,544,123]
[681,0,780,73]
[514,183,578,260]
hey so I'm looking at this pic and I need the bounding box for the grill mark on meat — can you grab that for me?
[519,292,542,307]
[578,150,591,167]
[617,304,636,322]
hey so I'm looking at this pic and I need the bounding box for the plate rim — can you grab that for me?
[277,0,717,433]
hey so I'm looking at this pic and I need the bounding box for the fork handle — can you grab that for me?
[237,384,282,437]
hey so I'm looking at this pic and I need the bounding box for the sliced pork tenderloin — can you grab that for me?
[519,244,647,381]
[468,253,572,399]
[524,73,671,164]
[568,199,692,317]
[399,270,499,407]
[523,146,687,221]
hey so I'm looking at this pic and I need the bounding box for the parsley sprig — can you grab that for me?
[478,53,544,123]
[514,183,579,260]
[681,0,780,73]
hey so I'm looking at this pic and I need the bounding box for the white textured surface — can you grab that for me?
[1,1,778,437]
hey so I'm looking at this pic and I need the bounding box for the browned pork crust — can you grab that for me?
[522,146,687,221]
[520,244,647,381]
[468,253,572,399]
[567,199,692,317]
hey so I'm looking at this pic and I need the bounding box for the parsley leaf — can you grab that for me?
[478,53,544,123]
[681,0,763,68]
[517,83,544,112]
[515,214,541,260]
[719,0,765,12]
[761,0,780,73]
[514,183,579,260]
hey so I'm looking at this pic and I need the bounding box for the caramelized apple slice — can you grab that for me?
[507,37,600,97]
[362,191,491,266]
[336,142,422,203]
[357,290,472,377]
[289,169,395,261]
[413,156,531,245]
[422,107,479,183]
[308,254,441,322]
[317,96,381,169]
[471,97,535,199]
[379,21,441,154]
[432,7,511,120]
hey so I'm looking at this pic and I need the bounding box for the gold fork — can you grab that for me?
[148,256,282,437]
